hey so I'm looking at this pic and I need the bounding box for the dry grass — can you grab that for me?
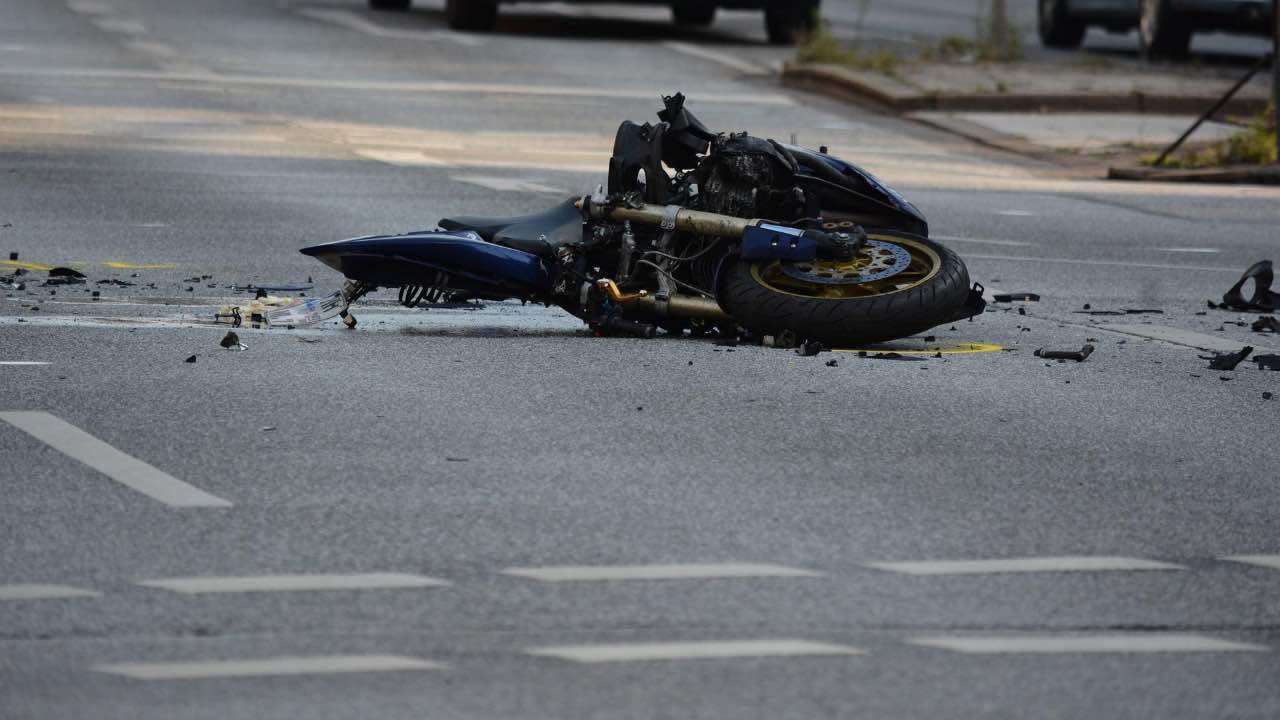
[1144,107,1278,168]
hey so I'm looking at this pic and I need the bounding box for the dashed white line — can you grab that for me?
[0,584,100,601]
[1151,247,1221,254]
[996,210,1036,216]
[661,41,769,76]
[296,8,480,47]
[123,40,177,58]
[501,563,823,582]
[1223,555,1280,570]
[0,362,50,366]
[964,253,1243,274]
[139,573,450,594]
[932,235,1037,248]
[865,557,1185,576]
[354,148,449,167]
[92,655,443,680]
[92,18,147,35]
[526,639,863,663]
[909,634,1268,654]
[452,175,567,193]
[0,411,232,508]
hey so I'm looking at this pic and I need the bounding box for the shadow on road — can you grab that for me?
[401,7,767,46]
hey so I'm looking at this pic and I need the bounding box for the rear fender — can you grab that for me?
[300,230,551,294]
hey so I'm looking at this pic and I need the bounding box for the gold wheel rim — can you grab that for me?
[751,234,942,300]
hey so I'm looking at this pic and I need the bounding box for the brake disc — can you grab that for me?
[779,239,912,285]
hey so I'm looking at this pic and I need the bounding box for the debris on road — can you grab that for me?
[1217,260,1280,312]
[233,283,314,294]
[992,292,1040,302]
[1265,392,1274,400]
[43,267,86,286]
[825,359,839,367]
[1254,354,1280,371]
[184,355,197,363]
[1034,344,1095,362]
[1201,346,1253,371]
[797,340,824,356]
[859,351,926,361]
[1251,316,1280,333]
[219,331,247,351]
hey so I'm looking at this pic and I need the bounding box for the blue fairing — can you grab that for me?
[300,230,550,292]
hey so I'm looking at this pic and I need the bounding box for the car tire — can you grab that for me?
[446,0,498,31]
[672,2,716,26]
[1139,0,1192,60]
[764,1,817,45]
[369,0,411,9]
[1038,0,1086,49]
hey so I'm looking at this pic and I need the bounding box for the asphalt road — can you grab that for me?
[2,1,1280,718]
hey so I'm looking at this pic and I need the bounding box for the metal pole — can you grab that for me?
[1154,51,1272,166]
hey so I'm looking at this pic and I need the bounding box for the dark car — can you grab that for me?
[1039,0,1274,58]
[369,0,820,45]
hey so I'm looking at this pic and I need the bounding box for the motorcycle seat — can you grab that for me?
[439,199,582,258]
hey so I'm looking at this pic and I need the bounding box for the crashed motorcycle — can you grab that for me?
[300,94,984,345]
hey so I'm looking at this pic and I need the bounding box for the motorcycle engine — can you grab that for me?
[696,133,806,222]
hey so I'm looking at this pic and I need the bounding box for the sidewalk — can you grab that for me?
[783,52,1275,181]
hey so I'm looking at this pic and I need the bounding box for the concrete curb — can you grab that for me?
[782,63,1270,116]
[1107,165,1280,185]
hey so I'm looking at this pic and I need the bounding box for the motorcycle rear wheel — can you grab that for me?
[717,230,971,346]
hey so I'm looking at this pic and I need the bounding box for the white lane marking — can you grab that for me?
[92,655,443,680]
[964,253,1243,274]
[92,18,147,34]
[1150,247,1221,254]
[452,175,566,193]
[932,234,1037,248]
[354,148,449,167]
[0,362,50,366]
[0,67,794,105]
[0,584,100,601]
[0,411,232,508]
[66,1,114,15]
[123,40,177,58]
[909,634,1268,654]
[1223,555,1280,570]
[296,8,480,47]
[502,563,823,582]
[1105,324,1276,354]
[996,210,1036,216]
[866,557,1185,576]
[527,639,863,663]
[139,573,450,594]
[661,41,769,76]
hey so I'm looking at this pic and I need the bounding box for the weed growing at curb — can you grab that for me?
[1144,105,1278,168]
[795,23,900,77]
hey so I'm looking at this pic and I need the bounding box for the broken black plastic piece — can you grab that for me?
[1034,344,1095,362]
[1251,316,1280,333]
[1221,260,1280,312]
[991,292,1039,302]
[1201,346,1253,371]
[796,340,824,356]
[1253,354,1280,371]
[861,352,926,361]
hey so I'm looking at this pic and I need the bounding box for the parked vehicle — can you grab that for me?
[300,94,984,346]
[1038,0,1274,58]
[370,0,820,45]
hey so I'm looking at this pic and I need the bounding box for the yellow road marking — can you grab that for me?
[1,260,54,271]
[834,342,1004,356]
[103,261,177,269]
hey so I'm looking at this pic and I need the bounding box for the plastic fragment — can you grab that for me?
[1253,354,1280,371]
[992,293,1039,302]
[1201,346,1252,371]
[1034,345,1095,362]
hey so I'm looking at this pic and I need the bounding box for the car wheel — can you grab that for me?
[369,0,411,9]
[764,1,817,45]
[1038,0,1086,49]
[1139,0,1191,60]
[672,2,716,26]
[446,0,498,31]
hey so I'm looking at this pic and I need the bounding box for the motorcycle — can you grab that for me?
[300,93,985,345]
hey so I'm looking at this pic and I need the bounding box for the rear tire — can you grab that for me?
[446,0,498,31]
[1139,0,1191,60]
[718,231,972,346]
[369,0,411,9]
[672,2,716,26]
[1038,0,1086,49]
[764,1,817,45]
